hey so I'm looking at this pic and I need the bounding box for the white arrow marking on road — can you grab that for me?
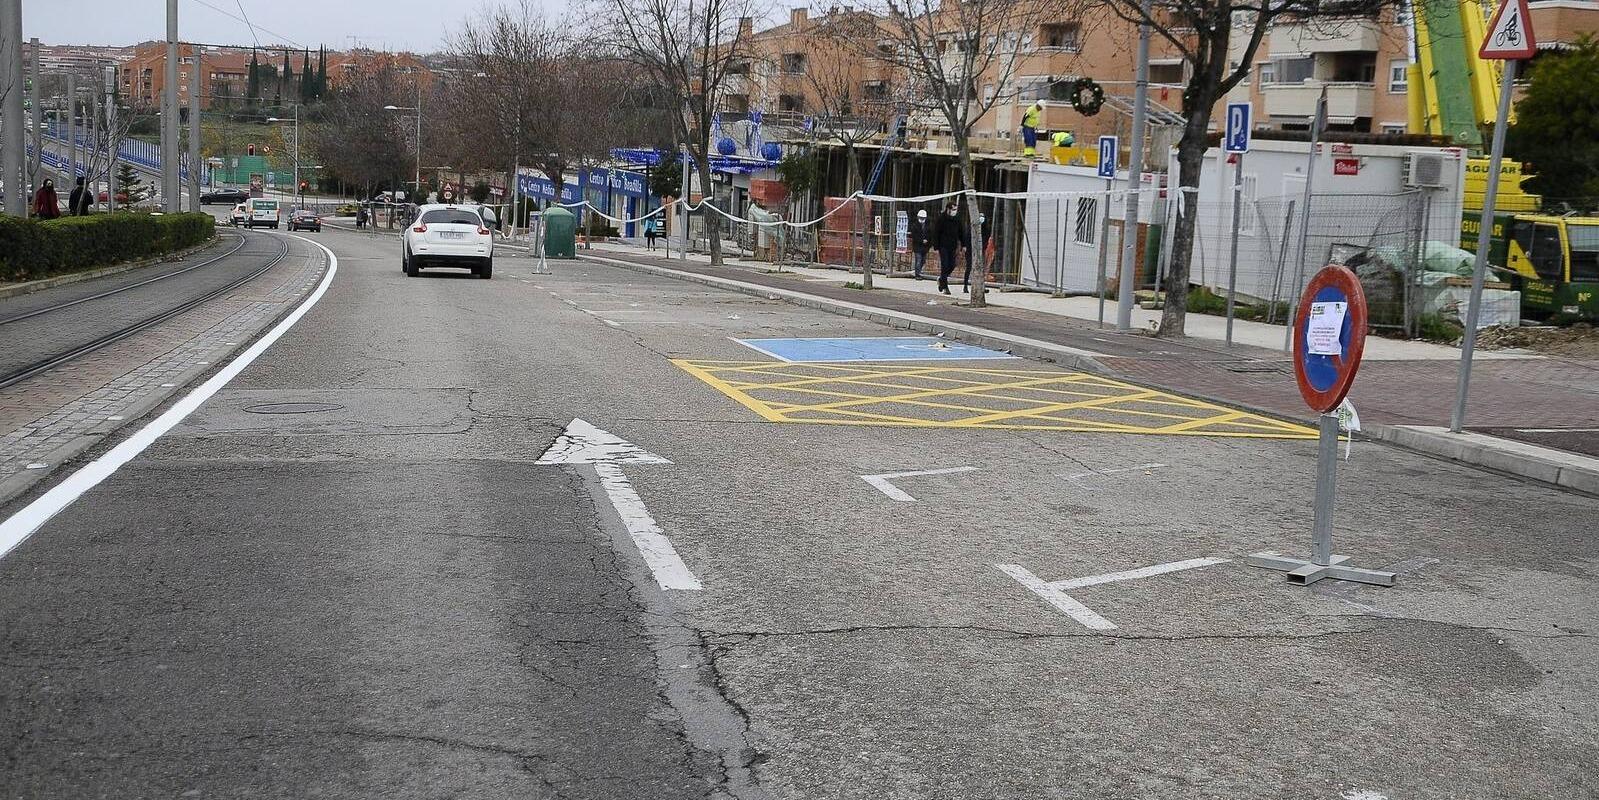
[538,419,701,591]
[860,466,978,502]
[997,557,1230,630]
[1061,463,1167,487]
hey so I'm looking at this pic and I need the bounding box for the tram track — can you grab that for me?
[0,232,294,390]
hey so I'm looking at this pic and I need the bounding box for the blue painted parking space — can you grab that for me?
[733,336,1018,363]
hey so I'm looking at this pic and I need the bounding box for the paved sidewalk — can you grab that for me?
[578,242,1599,493]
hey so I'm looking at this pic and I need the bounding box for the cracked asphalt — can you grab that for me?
[1,223,1595,799]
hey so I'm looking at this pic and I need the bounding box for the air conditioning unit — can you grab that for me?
[1404,152,1447,188]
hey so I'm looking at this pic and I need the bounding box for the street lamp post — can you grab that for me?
[384,79,423,203]
[266,105,301,207]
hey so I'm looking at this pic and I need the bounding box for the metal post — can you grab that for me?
[1284,91,1326,351]
[1097,179,1113,326]
[1225,153,1245,345]
[413,80,421,201]
[1452,60,1519,433]
[1267,199,1295,324]
[0,0,21,217]
[680,143,690,259]
[1311,412,1339,566]
[66,74,78,180]
[162,3,179,210]
[188,53,200,211]
[291,103,299,208]
[104,64,116,212]
[1116,0,1152,329]
[856,195,872,288]
[88,87,99,209]
[28,37,39,185]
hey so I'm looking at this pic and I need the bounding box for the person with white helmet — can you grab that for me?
[908,208,932,279]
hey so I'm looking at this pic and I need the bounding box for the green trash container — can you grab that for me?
[544,206,576,258]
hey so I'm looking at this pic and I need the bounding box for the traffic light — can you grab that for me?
[246,143,255,156]
[299,181,308,192]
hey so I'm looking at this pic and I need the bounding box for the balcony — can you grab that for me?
[1270,19,1381,54]
[1261,81,1375,121]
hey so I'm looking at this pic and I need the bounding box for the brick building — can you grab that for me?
[115,43,431,111]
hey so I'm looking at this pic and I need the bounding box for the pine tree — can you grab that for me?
[246,50,260,106]
[300,50,313,101]
[280,51,293,106]
[116,163,148,203]
[315,46,328,98]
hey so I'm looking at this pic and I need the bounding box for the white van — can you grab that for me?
[246,199,280,229]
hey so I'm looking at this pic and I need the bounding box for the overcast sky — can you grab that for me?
[24,0,551,52]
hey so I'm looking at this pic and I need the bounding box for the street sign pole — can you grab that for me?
[1222,102,1251,346]
[1226,153,1245,346]
[1116,0,1152,330]
[1096,135,1118,327]
[1248,265,1395,587]
[1453,0,1534,432]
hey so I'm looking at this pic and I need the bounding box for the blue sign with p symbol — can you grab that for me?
[1224,102,1252,153]
[1097,135,1117,179]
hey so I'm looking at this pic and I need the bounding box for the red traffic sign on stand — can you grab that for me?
[1481,0,1536,60]
[1293,265,1368,413]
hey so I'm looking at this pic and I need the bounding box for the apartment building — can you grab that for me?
[115,43,430,111]
[22,42,133,81]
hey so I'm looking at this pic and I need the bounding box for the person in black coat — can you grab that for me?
[931,201,969,295]
[907,208,932,279]
[68,177,90,215]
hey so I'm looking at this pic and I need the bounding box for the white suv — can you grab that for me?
[401,204,495,279]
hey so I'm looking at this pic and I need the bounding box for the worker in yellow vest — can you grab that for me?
[1021,101,1043,156]
[1051,130,1075,148]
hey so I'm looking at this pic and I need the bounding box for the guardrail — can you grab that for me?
[42,122,208,184]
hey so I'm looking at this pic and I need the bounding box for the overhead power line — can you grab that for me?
[184,0,309,50]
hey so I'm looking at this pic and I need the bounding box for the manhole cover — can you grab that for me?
[243,402,346,415]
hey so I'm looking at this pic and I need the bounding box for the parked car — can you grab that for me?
[96,191,132,203]
[400,204,494,279]
[229,202,247,226]
[287,209,322,232]
[200,187,250,205]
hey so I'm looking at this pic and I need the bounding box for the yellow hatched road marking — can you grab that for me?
[671,360,1316,439]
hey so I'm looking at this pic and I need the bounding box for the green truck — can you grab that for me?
[1461,212,1599,321]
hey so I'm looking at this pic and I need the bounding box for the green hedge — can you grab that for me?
[0,212,216,283]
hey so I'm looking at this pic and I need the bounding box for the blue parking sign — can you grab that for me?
[1224,102,1252,153]
[1096,135,1117,178]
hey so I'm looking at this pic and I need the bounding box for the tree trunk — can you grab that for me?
[698,160,721,266]
[1157,93,1220,338]
[958,147,986,307]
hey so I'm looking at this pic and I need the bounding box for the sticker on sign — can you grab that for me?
[1307,302,1348,356]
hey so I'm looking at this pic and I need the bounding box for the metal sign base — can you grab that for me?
[1245,552,1395,586]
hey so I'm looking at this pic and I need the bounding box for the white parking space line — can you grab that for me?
[998,557,1230,630]
[860,466,979,502]
[996,565,1116,630]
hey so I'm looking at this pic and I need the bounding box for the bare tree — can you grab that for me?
[306,65,412,200]
[855,0,1055,307]
[590,0,765,265]
[1102,0,1403,336]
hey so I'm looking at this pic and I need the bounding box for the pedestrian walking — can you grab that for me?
[356,204,369,229]
[643,216,659,250]
[33,179,60,219]
[68,177,91,215]
[908,209,931,279]
[932,201,968,296]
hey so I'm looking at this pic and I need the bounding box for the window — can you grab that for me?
[1074,197,1098,245]
[1039,23,1081,51]
[1530,224,1565,280]
[419,209,483,226]
[778,94,804,112]
[1149,62,1184,85]
[1568,225,1599,281]
[725,94,750,113]
[983,83,995,103]
[1381,122,1407,134]
[1330,52,1376,82]
[1272,56,1315,84]
[1389,60,1408,93]
[782,53,806,74]
[1232,60,1249,84]
[727,60,750,75]
[862,80,888,100]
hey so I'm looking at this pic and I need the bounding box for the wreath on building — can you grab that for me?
[1068,78,1105,116]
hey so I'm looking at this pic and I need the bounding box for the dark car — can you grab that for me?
[200,188,250,205]
[287,209,322,232]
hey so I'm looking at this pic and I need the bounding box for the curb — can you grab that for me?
[575,248,1599,494]
[0,236,228,300]
[1369,424,1599,495]
[576,252,1109,374]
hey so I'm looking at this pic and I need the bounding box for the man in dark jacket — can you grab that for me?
[69,177,91,215]
[907,208,932,279]
[932,201,969,296]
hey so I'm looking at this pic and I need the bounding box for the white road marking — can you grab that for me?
[728,337,793,361]
[998,557,1230,630]
[0,234,338,561]
[1341,791,1390,800]
[859,466,979,502]
[593,463,703,591]
[1062,463,1167,486]
[536,419,699,591]
[996,565,1117,630]
[604,319,621,327]
[1050,557,1230,590]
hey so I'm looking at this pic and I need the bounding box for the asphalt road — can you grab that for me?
[1,224,1595,799]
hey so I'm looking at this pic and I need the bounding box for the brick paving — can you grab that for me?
[0,238,327,499]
